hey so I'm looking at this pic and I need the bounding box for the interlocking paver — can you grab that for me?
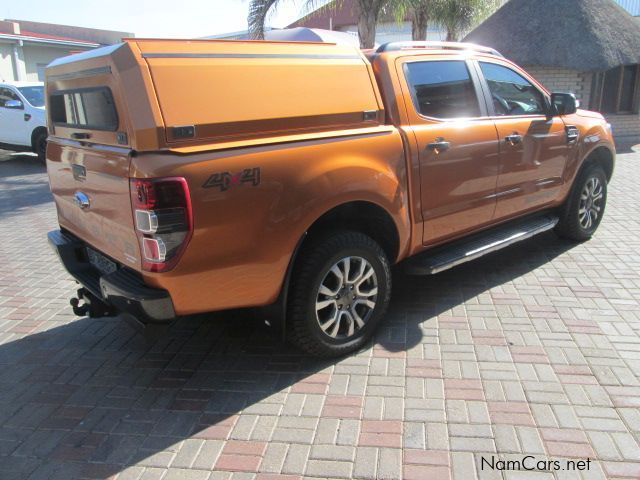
[1,148,640,479]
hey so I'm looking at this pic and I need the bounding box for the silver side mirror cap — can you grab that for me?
[4,99,24,109]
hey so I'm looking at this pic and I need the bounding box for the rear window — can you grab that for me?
[50,87,118,131]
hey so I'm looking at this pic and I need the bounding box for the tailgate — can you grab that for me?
[47,139,140,269]
[45,44,146,270]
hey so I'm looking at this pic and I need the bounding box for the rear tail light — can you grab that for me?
[130,177,193,272]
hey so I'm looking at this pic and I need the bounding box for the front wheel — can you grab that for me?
[34,130,47,164]
[555,164,608,241]
[287,231,391,357]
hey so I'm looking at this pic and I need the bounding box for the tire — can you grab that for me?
[33,130,47,164]
[555,163,607,241]
[287,231,391,357]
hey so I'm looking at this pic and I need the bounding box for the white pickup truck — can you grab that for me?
[0,81,47,161]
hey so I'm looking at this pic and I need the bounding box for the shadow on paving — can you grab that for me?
[0,156,51,219]
[0,229,578,479]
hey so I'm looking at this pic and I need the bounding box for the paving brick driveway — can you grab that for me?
[1,147,639,480]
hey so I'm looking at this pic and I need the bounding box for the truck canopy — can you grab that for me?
[46,39,384,151]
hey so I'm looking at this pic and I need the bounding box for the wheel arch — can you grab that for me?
[582,145,614,182]
[263,200,401,335]
[301,200,401,265]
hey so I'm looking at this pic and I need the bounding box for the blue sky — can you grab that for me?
[0,0,317,38]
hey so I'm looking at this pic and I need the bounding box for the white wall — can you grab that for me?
[22,45,74,81]
[0,42,16,82]
[0,41,88,82]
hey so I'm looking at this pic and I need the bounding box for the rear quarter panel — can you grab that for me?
[130,128,410,315]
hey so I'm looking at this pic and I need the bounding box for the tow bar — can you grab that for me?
[70,287,115,318]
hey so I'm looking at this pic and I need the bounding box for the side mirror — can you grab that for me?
[551,92,578,116]
[4,99,24,110]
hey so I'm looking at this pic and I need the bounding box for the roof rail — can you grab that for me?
[375,41,503,57]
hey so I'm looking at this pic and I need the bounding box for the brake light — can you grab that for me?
[130,177,192,272]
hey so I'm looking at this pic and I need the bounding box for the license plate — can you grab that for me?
[86,247,117,275]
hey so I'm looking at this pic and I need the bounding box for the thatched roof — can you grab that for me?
[464,0,640,71]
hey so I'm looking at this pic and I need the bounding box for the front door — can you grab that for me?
[398,57,500,245]
[0,87,26,145]
[477,61,569,220]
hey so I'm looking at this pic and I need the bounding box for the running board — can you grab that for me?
[404,214,559,275]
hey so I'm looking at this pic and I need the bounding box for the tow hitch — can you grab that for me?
[70,288,115,318]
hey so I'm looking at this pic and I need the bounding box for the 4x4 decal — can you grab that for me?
[203,168,261,191]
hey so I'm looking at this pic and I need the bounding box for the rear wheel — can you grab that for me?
[287,231,391,357]
[555,164,607,241]
[34,130,47,164]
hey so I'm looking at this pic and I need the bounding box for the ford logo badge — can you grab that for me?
[74,191,90,210]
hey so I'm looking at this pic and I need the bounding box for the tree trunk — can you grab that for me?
[411,8,429,41]
[358,6,378,49]
[446,28,458,42]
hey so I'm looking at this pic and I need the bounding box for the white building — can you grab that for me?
[0,19,132,83]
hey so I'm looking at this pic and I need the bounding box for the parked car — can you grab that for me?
[46,39,614,356]
[0,81,47,161]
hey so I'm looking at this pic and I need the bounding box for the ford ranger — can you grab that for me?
[46,39,614,356]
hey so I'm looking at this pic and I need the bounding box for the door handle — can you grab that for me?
[505,134,522,145]
[71,132,91,140]
[427,139,450,152]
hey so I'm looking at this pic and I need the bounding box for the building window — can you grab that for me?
[592,64,640,114]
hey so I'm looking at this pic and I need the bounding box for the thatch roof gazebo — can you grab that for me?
[464,0,640,140]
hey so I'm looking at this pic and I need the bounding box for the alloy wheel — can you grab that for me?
[315,256,378,339]
[578,176,604,230]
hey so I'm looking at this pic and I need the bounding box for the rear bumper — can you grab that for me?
[48,229,176,323]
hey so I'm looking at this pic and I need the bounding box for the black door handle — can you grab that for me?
[71,132,91,140]
[427,139,450,152]
[505,134,522,145]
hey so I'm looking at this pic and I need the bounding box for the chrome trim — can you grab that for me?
[74,191,90,210]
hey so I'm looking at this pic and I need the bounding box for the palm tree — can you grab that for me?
[391,0,432,41]
[356,0,392,48]
[430,0,501,41]
[248,0,392,49]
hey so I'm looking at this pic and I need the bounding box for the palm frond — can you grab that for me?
[248,0,279,39]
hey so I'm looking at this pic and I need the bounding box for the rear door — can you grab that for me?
[475,60,569,220]
[396,55,500,245]
[46,62,142,269]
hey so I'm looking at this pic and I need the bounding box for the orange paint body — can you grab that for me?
[45,39,614,316]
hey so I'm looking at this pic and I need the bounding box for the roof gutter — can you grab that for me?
[0,33,99,48]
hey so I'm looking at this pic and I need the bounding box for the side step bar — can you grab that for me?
[404,214,559,275]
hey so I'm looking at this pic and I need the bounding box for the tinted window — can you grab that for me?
[0,87,20,108]
[50,87,118,130]
[18,86,45,107]
[404,61,480,119]
[480,62,546,116]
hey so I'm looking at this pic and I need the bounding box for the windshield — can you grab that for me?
[18,86,45,107]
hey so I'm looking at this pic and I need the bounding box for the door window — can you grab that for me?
[480,62,546,116]
[0,88,20,108]
[404,60,481,119]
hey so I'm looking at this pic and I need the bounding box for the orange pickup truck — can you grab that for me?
[46,39,614,356]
